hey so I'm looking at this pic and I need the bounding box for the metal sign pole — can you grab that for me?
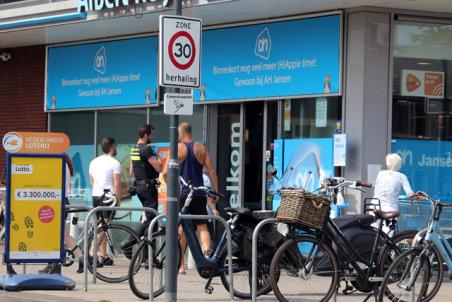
[165,2,182,301]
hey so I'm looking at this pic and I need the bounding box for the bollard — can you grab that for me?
[251,218,278,302]
[147,214,235,301]
[83,206,159,291]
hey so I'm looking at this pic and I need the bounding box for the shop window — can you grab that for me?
[97,109,147,196]
[282,97,342,139]
[50,112,95,201]
[149,106,205,143]
[392,21,452,201]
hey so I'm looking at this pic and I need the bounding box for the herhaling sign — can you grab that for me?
[78,0,171,12]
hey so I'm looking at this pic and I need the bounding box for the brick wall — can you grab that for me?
[0,45,47,175]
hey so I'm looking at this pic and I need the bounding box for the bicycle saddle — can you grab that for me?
[373,209,400,220]
[224,207,252,216]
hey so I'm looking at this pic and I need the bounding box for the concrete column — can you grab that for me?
[344,11,392,213]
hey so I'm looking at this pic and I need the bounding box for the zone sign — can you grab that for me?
[159,15,202,88]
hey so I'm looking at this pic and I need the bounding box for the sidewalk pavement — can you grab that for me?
[1,260,451,301]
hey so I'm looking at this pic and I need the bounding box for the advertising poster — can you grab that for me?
[333,133,347,167]
[196,14,341,102]
[272,138,334,210]
[401,69,444,98]
[46,36,158,110]
[155,143,170,214]
[66,145,93,201]
[392,139,452,201]
[5,154,65,263]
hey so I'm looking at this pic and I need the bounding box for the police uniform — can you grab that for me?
[130,144,159,235]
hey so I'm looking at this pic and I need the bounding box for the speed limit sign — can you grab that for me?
[159,15,202,88]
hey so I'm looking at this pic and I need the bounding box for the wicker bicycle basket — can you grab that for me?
[277,189,330,229]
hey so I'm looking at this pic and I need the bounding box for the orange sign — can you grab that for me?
[157,146,170,214]
[401,70,444,98]
[2,132,70,154]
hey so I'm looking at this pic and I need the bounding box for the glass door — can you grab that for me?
[243,102,264,210]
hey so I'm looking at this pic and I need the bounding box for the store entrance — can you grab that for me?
[243,102,264,210]
[215,101,278,211]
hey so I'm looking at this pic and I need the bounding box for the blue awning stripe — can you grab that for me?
[0,12,87,30]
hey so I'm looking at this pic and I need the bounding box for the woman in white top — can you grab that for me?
[373,153,420,233]
[374,153,418,212]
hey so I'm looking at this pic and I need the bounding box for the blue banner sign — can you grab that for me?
[272,138,334,210]
[392,139,452,201]
[196,14,341,102]
[46,37,158,110]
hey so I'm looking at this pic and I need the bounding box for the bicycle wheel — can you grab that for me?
[378,230,418,274]
[128,230,180,300]
[379,246,444,302]
[87,223,141,283]
[270,236,339,302]
[219,252,274,299]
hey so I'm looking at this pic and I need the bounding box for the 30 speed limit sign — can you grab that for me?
[159,15,202,88]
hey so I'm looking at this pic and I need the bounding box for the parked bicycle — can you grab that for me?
[78,190,141,283]
[377,191,447,302]
[269,177,418,302]
[128,177,284,300]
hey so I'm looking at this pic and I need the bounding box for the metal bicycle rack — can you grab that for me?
[147,214,235,301]
[251,218,277,302]
[82,206,159,291]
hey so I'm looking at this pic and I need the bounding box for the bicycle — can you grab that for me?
[377,191,447,302]
[128,177,282,300]
[269,178,418,302]
[81,190,141,283]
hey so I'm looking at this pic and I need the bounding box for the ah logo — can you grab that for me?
[397,149,413,166]
[255,28,271,60]
[94,46,107,74]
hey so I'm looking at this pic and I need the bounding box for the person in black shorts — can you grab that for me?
[122,124,161,251]
[164,122,219,274]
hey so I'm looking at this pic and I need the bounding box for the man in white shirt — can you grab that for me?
[89,137,122,265]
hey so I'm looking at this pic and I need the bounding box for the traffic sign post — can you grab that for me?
[159,1,203,301]
[159,15,202,88]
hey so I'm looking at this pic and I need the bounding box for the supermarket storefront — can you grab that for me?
[47,13,343,212]
[1,2,452,214]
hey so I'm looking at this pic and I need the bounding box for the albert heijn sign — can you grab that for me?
[2,132,70,154]
[159,15,201,88]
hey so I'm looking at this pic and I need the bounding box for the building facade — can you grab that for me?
[0,0,451,214]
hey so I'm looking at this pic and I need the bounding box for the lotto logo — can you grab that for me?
[12,164,33,174]
[255,28,272,60]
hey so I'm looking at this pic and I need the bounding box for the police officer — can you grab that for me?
[129,124,162,236]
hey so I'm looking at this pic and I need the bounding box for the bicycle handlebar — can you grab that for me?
[179,177,224,198]
[324,180,371,190]
[356,181,372,188]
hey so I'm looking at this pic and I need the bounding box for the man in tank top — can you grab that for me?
[165,122,219,274]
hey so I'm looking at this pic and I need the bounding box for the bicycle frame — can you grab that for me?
[301,214,402,287]
[180,206,230,275]
[179,180,247,277]
[424,209,452,270]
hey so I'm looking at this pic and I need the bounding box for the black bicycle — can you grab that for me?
[269,178,418,302]
[128,177,283,300]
